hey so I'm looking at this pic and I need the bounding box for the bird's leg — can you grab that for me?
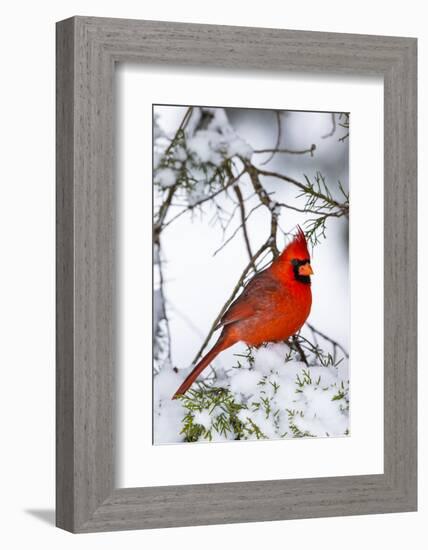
[290,335,309,365]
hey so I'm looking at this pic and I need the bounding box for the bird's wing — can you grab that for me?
[220,272,283,327]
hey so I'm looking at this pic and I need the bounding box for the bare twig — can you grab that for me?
[254,144,316,157]
[338,113,350,142]
[322,113,337,139]
[163,106,193,157]
[154,185,178,244]
[306,322,349,359]
[276,201,343,218]
[212,202,263,258]
[245,162,280,257]
[233,184,254,264]
[154,245,173,369]
[162,169,246,229]
[259,110,282,166]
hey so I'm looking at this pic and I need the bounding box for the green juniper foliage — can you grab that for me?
[178,341,349,443]
[300,172,349,247]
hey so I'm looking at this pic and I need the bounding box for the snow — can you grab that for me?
[153,368,186,444]
[186,179,209,206]
[227,136,253,159]
[229,369,261,395]
[186,127,252,166]
[253,343,289,375]
[153,113,165,140]
[153,107,253,203]
[153,398,184,445]
[153,289,164,334]
[153,342,349,444]
[192,410,212,430]
[154,167,177,188]
[187,132,223,165]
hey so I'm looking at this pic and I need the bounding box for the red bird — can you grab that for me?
[172,226,313,398]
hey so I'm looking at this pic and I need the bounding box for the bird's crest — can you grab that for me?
[282,225,310,260]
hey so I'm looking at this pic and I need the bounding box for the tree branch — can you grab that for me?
[162,169,246,229]
[163,106,193,157]
[245,162,280,257]
[306,322,349,359]
[259,110,282,166]
[252,165,348,215]
[191,241,272,365]
[212,202,263,258]
[321,113,336,139]
[233,185,254,264]
[254,144,316,157]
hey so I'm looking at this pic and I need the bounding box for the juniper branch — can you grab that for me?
[252,165,348,215]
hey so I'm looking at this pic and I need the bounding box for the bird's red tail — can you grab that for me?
[172,333,232,399]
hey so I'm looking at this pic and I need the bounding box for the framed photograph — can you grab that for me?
[56,17,417,532]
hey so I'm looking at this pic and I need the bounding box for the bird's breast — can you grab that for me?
[235,284,312,347]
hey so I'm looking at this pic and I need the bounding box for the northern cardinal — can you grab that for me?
[172,226,313,398]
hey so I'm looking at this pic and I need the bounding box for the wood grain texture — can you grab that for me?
[56,16,417,533]
[56,17,75,532]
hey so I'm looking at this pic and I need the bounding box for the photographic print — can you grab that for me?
[153,105,350,445]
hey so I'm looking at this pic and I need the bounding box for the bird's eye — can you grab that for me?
[291,259,299,266]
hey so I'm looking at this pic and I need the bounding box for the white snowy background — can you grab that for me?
[153,105,350,444]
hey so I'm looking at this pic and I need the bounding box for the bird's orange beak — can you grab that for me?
[298,263,314,276]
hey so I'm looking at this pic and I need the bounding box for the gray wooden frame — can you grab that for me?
[56,16,417,533]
